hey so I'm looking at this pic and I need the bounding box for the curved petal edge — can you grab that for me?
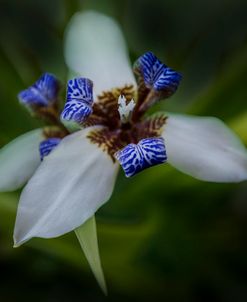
[0,129,43,192]
[64,10,136,96]
[163,113,247,183]
[14,127,119,246]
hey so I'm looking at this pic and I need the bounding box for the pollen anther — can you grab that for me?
[118,95,135,123]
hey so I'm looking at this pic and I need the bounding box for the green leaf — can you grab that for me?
[74,216,107,295]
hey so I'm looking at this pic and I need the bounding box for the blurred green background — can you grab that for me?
[0,0,247,301]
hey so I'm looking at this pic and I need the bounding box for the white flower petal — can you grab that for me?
[164,113,247,182]
[64,10,136,96]
[0,129,43,192]
[14,127,119,246]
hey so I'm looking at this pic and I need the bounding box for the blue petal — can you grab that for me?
[115,137,167,177]
[39,138,61,161]
[61,100,93,124]
[34,73,60,102]
[18,73,59,107]
[136,52,182,93]
[67,78,93,105]
[61,78,93,125]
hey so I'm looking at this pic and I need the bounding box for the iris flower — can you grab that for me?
[1,10,247,293]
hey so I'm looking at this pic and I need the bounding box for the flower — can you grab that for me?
[1,10,247,292]
[0,72,64,192]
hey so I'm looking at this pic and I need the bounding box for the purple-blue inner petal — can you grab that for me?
[18,73,59,107]
[138,52,182,92]
[61,100,93,124]
[39,138,61,161]
[115,137,167,177]
[61,77,93,124]
[67,78,93,105]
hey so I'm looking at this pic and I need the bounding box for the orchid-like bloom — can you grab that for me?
[1,10,247,293]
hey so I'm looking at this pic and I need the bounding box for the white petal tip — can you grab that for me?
[165,114,247,183]
[65,10,136,95]
[13,237,22,248]
[13,239,24,248]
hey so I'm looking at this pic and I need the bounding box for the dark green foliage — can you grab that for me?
[0,0,247,301]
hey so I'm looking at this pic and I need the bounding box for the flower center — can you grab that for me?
[87,86,167,162]
[19,52,181,174]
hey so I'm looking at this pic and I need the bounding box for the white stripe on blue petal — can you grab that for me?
[18,73,59,107]
[136,52,182,93]
[67,77,93,105]
[39,138,61,161]
[115,137,167,177]
[61,78,93,125]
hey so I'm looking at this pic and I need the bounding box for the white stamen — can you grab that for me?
[118,95,135,123]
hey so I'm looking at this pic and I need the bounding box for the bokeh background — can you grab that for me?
[0,0,247,301]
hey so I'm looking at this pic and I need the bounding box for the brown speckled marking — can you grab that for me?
[133,62,150,106]
[132,114,167,141]
[87,128,124,162]
[43,126,68,139]
[132,62,175,122]
[85,85,136,129]
[87,86,167,162]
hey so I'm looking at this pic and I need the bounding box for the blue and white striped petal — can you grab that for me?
[18,73,60,107]
[135,52,182,95]
[115,137,167,177]
[67,77,93,105]
[39,138,61,161]
[61,78,93,127]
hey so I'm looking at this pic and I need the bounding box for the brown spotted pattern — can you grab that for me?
[87,85,167,162]
[85,85,136,129]
[43,126,68,140]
